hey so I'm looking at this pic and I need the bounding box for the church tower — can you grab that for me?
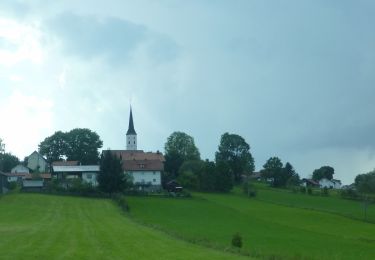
[126,107,137,150]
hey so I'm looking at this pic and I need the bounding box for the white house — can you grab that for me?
[11,164,30,174]
[52,165,99,186]
[27,151,49,172]
[319,178,342,189]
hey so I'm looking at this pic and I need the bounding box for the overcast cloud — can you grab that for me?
[1,0,375,184]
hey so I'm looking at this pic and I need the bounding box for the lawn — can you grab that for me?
[127,191,375,259]
[0,193,246,260]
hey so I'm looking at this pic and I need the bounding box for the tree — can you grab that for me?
[0,138,5,154]
[65,128,103,164]
[261,157,283,180]
[39,131,68,162]
[215,133,254,183]
[98,150,128,194]
[355,170,375,194]
[312,166,334,181]
[177,160,204,190]
[281,162,300,187]
[215,160,233,192]
[164,132,200,178]
[198,160,217,192]
[39,128,103,164]
[0,153,20,172]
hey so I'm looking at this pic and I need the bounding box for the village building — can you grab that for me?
[319,178,342,189]
[52,165,99,186]
[27,151,50,172]
[11,164,30,174]
[111,108,164,190]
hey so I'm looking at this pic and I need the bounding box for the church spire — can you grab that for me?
[126,107,137,135]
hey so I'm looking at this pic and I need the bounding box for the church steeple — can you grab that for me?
[126,107,137,150]
[126,107,137,135]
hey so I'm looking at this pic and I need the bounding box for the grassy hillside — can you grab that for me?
[127,190,375,259]
[0,193,246,260]
[252,183,375,222]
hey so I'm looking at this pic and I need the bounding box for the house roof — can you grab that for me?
[29,151,48,162]
[302,178,319,185]
[109,150,165,171]
[2,173,29,177]
[52,161,80,166]
[52,165,100,172]
[24,173,52,179]
[126,108,137,135]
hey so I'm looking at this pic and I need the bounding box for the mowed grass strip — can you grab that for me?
[127,192,375,260]
[0,193,247,260]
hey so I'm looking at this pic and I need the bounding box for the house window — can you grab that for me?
[153,179,156,182]
[153,171,156,175]
[86,174,92,179]
[128,141,130,144]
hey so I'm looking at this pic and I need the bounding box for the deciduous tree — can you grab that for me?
[312,166,334,181]
[164,131,200,178]
[215,133,254,183]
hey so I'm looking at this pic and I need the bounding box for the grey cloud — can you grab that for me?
[47,12,178,65]
[0,0,29,18]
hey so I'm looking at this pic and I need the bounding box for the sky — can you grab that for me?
[0,0,374,184]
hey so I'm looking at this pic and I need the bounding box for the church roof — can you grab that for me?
[110,150,165,171]
[126,108,137,135]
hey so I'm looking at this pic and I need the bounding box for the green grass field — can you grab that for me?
[252,183,375,222]
[127,189,375,259]
[0,193,246,260]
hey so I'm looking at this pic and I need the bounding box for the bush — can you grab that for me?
[307,187,312,195]
[340,188,359,200]
[112,193,130,212]
[322,187,329,196]
[8,182,18,190]
[299,187,306,194]
[231,233,242,248]
[243,181,257,197]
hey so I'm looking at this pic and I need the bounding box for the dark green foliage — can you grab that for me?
[111,193,129,212]
[231,233,243,248]
[261,157,283,180]
[300,187,306,193]
[312,166,334,181]
[39,128,103,164]
[164,132,200,178]
[0,153,20,172]
[38,131,68,162]
[98,151,129,194]
[215,133,254,183]
[198,160,217,192]
[322,187,329,196]
[261,159,300,188]
[214,161,233,192]
[307,187,312,195]
[177,160,204,190]
[355,170,375,194]
[340,188,359,200]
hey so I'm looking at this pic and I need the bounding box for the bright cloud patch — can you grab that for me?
[0,91,54,157]
[0,18,43,66]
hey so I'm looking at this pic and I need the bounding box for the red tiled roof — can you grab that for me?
[52,161,80,166]
[109,150,165,171]
[24,173,51,179]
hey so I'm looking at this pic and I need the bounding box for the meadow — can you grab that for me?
[127,187,375,259]
[0,193,246,260]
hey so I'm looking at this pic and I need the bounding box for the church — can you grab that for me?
[111,108,164,189]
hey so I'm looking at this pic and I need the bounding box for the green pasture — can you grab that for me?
[251,183,375,222]
[0,193,245,260]
[127,191,375,259]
